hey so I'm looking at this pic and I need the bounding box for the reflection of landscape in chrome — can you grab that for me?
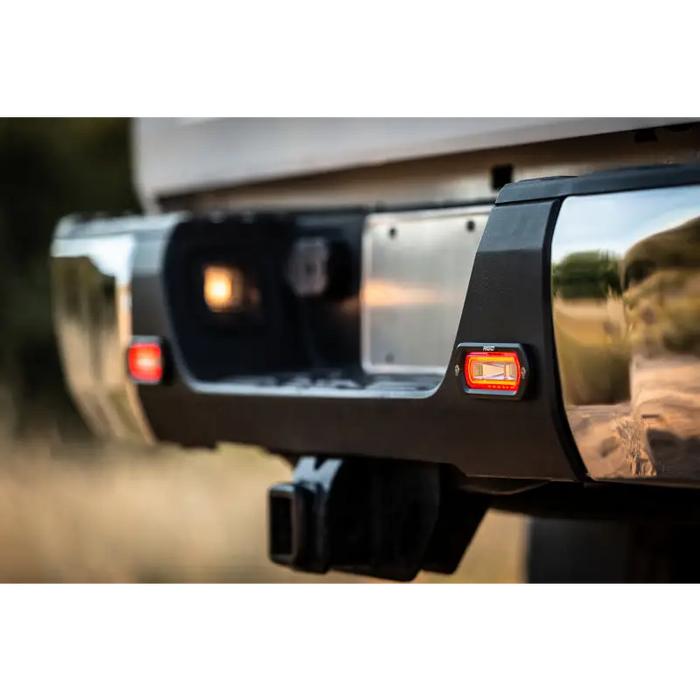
[52,254,151,444]
[553,216,700,481]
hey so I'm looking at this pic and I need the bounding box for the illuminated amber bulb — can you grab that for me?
[203,266,243,312]
[465,351,522,392]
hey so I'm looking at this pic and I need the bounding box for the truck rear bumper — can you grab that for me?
[52,164,700,488]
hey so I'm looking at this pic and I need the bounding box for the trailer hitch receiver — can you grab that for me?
[268,456,488,581]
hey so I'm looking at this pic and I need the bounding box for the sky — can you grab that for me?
[551,184,700,264]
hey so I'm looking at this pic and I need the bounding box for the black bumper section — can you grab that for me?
[130,164,700,483]
[132,199,580,482]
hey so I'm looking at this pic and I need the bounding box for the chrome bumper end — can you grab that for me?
[51,216,156,445]
[551,183,700,484]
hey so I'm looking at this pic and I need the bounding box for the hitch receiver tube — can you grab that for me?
[268,457,488,582]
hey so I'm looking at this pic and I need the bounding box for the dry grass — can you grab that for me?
[0,439,526,583]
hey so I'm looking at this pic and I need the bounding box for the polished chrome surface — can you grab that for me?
[361,206,489,375]
[51,215,180,444]
[551,185,700,483]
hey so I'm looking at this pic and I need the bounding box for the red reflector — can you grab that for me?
[128,343,163,384]
[465,351,521,393]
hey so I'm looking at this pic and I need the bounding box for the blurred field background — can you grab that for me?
[0,118,526,583]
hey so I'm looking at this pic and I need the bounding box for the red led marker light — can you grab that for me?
[465,351,522,393]
[127,343,163,384]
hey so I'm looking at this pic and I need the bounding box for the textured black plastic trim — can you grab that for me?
[497,162,700,205]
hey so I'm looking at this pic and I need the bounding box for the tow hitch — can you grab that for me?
[268,457,488,581]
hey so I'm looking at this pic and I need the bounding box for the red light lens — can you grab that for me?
[465,351,521,393]
[127,343,163,384]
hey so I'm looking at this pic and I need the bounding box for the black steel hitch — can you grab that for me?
[268,457,488,582]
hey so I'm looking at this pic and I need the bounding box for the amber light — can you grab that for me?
[127,343,163,384]
[465,351,521,393]
[204,265,244,313]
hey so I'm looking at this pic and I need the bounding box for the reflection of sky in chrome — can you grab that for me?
[551,184,700,263]
[52,235,135,285]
